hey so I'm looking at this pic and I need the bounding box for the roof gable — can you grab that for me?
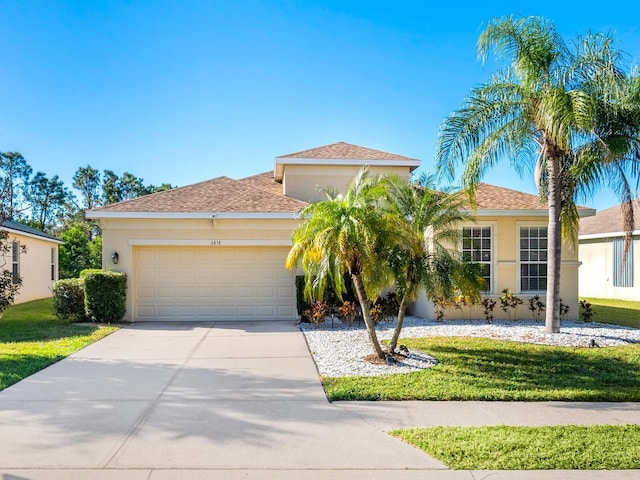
[277,141,418,161]
[274,142,420,182]
[87,176,308,217]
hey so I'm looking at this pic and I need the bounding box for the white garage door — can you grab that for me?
[134,246,296,321]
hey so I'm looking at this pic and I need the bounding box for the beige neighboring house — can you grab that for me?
[87,142,590,322]
[0,220,62,304]
[579,201,640,301]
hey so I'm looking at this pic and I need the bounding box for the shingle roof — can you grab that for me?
[471,183,547,210]
[238,171,284,195]
[1,220,62,243]
[277,141,418,162]
[88,176,308,214]
[580,199,640,236]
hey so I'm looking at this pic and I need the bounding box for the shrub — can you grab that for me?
[52,278,86,321]
[80,268,102,280]
[528,295,545,320]
[499,288,523,319]
[579,300,595,322]
[481,297,497,322]
[84,271,127,323]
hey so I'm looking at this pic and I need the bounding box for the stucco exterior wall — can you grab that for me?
[98,217,301,321]
[411,216,580,321]
[579,236,639,301]
[283,164,411,203]
[1,233,59,304]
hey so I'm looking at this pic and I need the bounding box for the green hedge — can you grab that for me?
[52,278,87,321]
[84,271,127,323]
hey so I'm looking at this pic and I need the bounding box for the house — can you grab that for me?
[0,220,63,304]
[579,201,640,301]
[87,142,589,322]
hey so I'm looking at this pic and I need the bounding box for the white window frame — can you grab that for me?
[461,223,495,293]
[517,222,548,294]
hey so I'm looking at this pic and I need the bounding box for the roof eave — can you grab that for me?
[86,211,301,220]
[1,227,64,244]
[273,158,421,181]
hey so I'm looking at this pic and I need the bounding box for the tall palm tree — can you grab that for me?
[382,174,483,353]
[436,16,639,333]
[286,168,399,359]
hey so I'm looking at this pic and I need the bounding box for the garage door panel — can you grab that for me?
[134,246,295,321]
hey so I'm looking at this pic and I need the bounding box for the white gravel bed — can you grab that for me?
[300,316,640,378]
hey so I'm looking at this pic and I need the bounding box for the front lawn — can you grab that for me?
[0,298,118,391]
[581,297,640,328]
[322,336,640,401]
[392,424,640,470]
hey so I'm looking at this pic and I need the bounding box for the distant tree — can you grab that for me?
[58,223,101,278]
[23,172,70,232]
[146,183,174,194]
[102,170,121,205]
[72,165,102,210]
[0,152,32,220]
[119,172,147,200]
[102,169,173,204]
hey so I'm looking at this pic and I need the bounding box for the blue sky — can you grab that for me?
[1,1,639,210]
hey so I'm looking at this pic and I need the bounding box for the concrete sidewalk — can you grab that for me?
[0,321,638,479]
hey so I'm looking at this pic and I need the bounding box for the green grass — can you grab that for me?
[581,297,640,328]
[322,336,640,401]
[391,424,640,470]
[0,298,118,391]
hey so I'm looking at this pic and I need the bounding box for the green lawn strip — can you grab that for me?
[322,336,640,401]
[391,424,640,470]
[581,297,640,328]
[0,298,118,391]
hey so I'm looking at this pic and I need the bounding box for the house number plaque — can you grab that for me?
[210,240,222,246]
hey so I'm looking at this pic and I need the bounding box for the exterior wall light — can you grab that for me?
[112,251,119,264]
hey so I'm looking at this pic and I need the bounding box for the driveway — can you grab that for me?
[0,322,445,479]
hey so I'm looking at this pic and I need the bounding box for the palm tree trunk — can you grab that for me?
[388,285,413,353]
[351,273,385,358]
[545,155,562,334]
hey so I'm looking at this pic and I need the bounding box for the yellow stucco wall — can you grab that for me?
[282,164,411,203]
[579,236,639,301]
[411,216,580,321]
[98,217,300,321]
[1,232,59,304]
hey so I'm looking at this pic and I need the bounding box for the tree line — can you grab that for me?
[0,152,173,278]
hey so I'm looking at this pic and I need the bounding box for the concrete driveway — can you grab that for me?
[0,322,445,479]
[2,322,638,479]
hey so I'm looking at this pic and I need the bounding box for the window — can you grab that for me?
[462,226,492,290]
[520,226,547,291]
[612,238,634,287]
[11,241,20,284]
[51,247,56,281]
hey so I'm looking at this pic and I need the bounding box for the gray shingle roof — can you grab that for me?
[580,200,640,236]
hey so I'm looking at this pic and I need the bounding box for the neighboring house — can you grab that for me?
[87,142,590,322]
[579,201,640,301]
[0,220,63,304]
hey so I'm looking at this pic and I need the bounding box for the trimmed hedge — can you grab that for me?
[52,278,87,321]
[84,271,127,323]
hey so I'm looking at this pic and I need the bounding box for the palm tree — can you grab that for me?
[436,16,639,333]
[382,174,484,353]
[286,168,399,359]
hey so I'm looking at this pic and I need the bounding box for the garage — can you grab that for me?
[133,246,296,321]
